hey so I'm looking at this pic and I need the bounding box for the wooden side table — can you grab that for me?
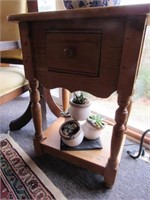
[8,4,150,187]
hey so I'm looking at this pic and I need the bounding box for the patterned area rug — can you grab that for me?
[0,134,67,200]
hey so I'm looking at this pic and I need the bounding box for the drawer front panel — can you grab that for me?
[46,32,101,77]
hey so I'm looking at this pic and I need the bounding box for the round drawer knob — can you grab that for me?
[64,47,76,58]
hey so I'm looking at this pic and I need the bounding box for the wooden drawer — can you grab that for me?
[46,31,102,77]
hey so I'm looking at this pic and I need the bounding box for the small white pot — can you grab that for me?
[83,120,103,140]
[69,98,91,121]
[59,120,84,147]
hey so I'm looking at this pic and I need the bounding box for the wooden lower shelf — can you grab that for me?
[40,117,122,175]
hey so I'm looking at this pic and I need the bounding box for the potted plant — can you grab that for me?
[83,113,105,140]
[59,120,84,147]
[69,92,91,121]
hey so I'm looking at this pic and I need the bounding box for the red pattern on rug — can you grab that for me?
[0,139,55,200]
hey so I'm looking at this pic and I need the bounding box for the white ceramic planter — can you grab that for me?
[83,120,103,140]
[69,98,91,121]
[59,120,84,147]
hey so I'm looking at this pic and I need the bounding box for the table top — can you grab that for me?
[8,4,150,23]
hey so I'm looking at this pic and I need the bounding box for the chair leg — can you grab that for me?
[9,101,32,131]
[43,88,62,117]
[39,86,47,130]
[43,88,70,118]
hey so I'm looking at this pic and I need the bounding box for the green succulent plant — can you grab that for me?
[62,121,80,138]
[87,113,105,129]
[72,92,89,104]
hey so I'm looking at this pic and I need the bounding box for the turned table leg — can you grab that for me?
[62,88,70,113]
[43,88,61,117]
[104,95,131,187]
[30,78,44,155]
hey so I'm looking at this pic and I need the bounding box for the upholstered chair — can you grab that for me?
[0,0,28,106]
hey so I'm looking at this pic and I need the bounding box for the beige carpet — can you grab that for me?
[0,134,67,200]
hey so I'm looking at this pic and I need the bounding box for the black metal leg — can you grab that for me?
[127,129,150,159]
[9,86,48,131]
[9,101,32,131]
